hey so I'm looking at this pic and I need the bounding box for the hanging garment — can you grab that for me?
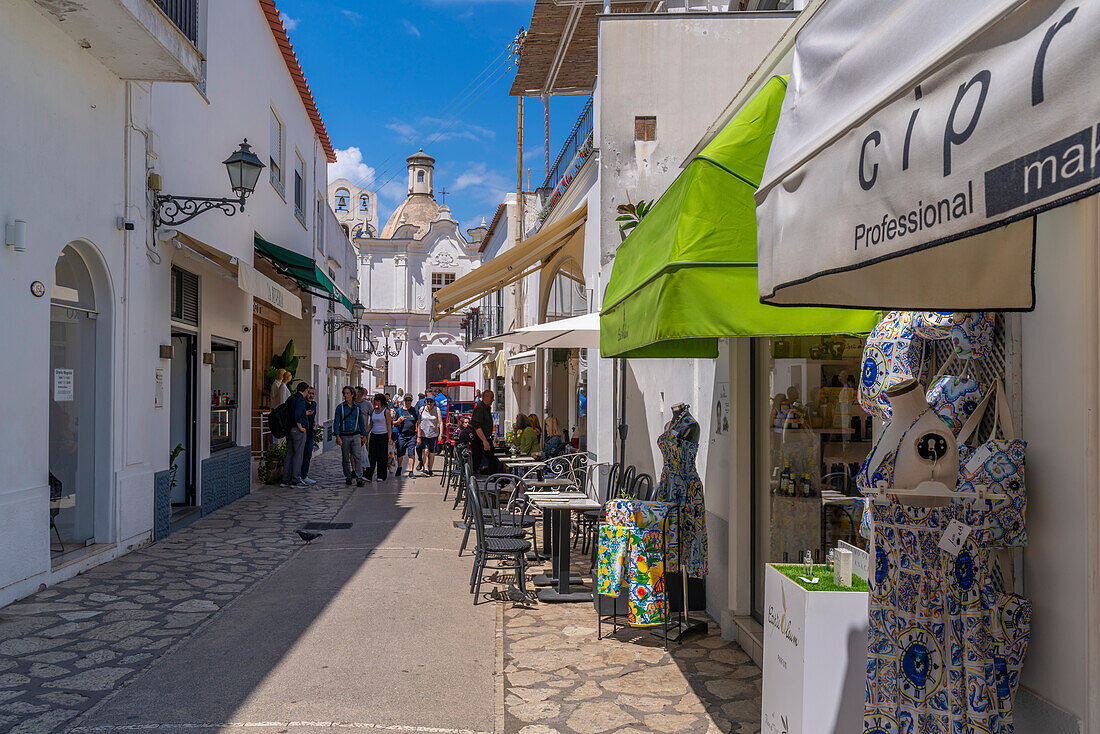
[604,499,679,572]
[596,524,669,627]
[655,430,708,578]
[990,593,1031,732]
[865,500,1028,734]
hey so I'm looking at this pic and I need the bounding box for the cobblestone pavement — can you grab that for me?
[0,453,356,734]
[502,560,762,734]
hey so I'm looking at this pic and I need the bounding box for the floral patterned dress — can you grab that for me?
[655,430,708,578]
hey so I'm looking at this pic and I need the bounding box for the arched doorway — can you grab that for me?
[425,353,460,387]
[50,243,110,555]
[540,257,587,448]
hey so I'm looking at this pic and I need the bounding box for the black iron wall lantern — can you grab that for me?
[323,300,367,334]
[152,139,265,228]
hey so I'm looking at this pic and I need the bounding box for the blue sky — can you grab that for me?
[276,0,589,234]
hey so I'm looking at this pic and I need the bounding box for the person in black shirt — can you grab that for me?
[469,390,499,475]
[394,394,420,478]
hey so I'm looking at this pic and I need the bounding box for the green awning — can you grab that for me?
[599,76,879,359]
[254,233,355,314]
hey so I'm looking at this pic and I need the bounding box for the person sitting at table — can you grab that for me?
[516,414,541,457]
[542,415,567,457]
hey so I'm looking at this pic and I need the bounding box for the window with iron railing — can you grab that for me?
[155,0,198,44]
[464,304,505,348]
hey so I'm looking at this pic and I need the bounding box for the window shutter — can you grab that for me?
[171,266,199,325]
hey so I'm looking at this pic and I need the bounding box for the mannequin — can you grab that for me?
[666,403,700,443]
[859,378,957,506]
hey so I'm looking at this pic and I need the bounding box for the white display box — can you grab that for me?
[761,564,868,734]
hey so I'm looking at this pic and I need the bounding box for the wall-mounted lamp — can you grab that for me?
[5,219,26,252]
[152,139,265,228]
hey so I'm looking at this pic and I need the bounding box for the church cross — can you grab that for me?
[438,185,448,205]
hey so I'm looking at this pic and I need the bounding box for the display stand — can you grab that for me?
[760,564,867,734]
[596,523,675,649]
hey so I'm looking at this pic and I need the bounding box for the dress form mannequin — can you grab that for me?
[860,379,958,507]
[666,404,700,443]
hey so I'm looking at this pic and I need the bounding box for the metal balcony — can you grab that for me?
[28,0,203,82]
[464,305,505,349]
[537,97,594,222]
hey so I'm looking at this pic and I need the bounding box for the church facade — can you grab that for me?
[347,150,486,394]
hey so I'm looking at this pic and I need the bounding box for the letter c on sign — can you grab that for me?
[859,131,881,191]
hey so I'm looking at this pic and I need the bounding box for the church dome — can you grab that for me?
[379,148,441,239]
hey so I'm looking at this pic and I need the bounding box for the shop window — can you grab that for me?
[753,334,869,618]
[269,107,285,194]
[210,340,239,451]
[171,266,199,325]
[635,115,657,142]
[431,272,455,295]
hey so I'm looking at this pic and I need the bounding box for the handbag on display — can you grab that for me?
[857,311,926,421]
[911,311,968,339]
[956,379,1027,547]
[950,311,997,360]
[925,354,989,436]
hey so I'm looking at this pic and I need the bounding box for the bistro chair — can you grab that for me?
[631,473,654,502]
[619,465,637,499]
[467,475,532,603]
[459,469,532,557]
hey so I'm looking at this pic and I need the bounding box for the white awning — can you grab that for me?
[451,352,489,378]
[238,261,303,318]
[756,0,1098,310]
[498,313,600,350]
[506,350,537,366]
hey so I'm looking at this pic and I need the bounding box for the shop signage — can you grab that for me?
[53,368,74,402]
[238,262,302,319]
[756,0,1099,310]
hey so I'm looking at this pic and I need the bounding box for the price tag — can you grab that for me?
[939,519,972,557]
[964,442,996,474]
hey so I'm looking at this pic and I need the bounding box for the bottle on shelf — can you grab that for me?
[802,473,813,497]
[781,459,792,496]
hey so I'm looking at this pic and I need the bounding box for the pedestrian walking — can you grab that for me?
[334,386,367,487]
[470,389,499,474]
[365,394,393,482]
[354,386,371,478]
[394,394,419,478]
[281,382,310,487]
[414,392,428,471]
[300,386,318,484]
[418,393,442,476]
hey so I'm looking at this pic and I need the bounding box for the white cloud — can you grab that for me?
[451,163,512,206]
[279,12,299,31]
[328,147,376,187]
[340,9,363,23]
[386,117,496,146]
[385,121,418,143]
[402,19,421,38]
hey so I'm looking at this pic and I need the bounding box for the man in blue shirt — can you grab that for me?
[300,386,319,485]
[394,394,420,478]
[334,385,367,486]
[281,382,310,487]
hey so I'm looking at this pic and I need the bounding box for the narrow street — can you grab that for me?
[0,453,497,734]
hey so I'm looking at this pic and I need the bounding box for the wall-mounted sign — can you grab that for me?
[53,368,74,402]
[30,280,45,298]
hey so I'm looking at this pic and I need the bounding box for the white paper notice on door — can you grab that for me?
[53,368,74,402]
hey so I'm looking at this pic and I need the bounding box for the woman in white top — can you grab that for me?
[269,369,291,408]
[417,397,442,476]
[365,394,393,482]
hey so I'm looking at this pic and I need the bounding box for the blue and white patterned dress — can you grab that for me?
[655,430,707,578]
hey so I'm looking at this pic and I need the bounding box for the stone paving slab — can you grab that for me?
[501,559,762,734]
[0,454,356,733]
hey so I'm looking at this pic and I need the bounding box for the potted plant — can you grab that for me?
[257,442,286,484]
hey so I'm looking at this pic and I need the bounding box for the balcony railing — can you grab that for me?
[328,323,373,355]
[538,97,594,222]
[155,0,199,43]
[464,305,505,348]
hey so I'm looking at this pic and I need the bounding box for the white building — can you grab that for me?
[328,178,379,240]
[0,0,355,608]
[348,151,485,394]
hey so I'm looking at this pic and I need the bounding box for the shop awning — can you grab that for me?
[501,313,600,350]
[756,0,1097,310]
[507,350,537,366]
[600,76,879,360]
[451,352,489,378]
[432,204,586,318]
[254,233,355,314]
[172,231,302,318]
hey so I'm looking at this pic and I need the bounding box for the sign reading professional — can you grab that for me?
[756,0,1099,310]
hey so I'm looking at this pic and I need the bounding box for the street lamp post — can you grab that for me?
[367,323,403,390]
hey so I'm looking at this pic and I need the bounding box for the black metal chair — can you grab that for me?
[467,475,531,602]
[459,469,532,557]
[632,473,654,502]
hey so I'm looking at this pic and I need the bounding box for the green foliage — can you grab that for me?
[312,423,324,449]
[266,340,299,390]
[257,441,287,484]
[167,443,185,493]
[616,194,654,234]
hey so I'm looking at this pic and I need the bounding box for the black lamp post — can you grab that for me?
[323,300,366,334]
[368,323,403,387]
[152,139,266,227]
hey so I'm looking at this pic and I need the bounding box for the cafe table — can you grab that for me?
[527,493,602,603]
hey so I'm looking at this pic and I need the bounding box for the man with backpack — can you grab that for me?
[280,382,310,487]
[394,393,419,478]
[334,385,367,486]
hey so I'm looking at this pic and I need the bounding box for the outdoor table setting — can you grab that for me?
[527,491,602,603]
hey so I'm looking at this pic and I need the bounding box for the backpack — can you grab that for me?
[268,398,293,439]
